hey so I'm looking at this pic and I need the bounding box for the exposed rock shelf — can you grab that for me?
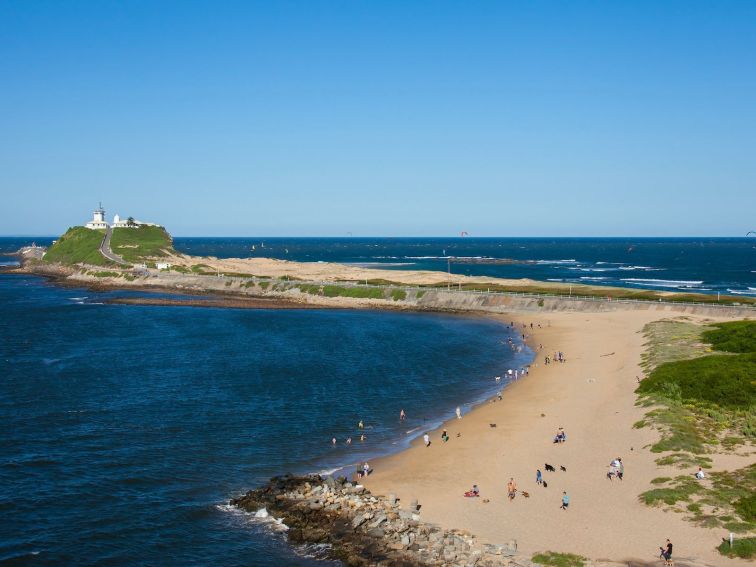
[230,474,520,567]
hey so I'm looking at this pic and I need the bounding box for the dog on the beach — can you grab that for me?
[542,481,548,488]
[544,463,555,472]
[560,465,567,472]
[520,491,530,498]
[489,423,497,428]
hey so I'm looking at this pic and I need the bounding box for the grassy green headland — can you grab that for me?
[110,226,173,262]
[44,227,114,266]
[44,225,173,267]
[635,319,756,538]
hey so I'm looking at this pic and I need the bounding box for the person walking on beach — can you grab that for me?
[617,458,624,480]
[441,428,449,442]
[536,469,543,485]
[455,406,462,419]
[560,491,569,510]
[659,538,673,565]
[423,433,431,447]
[507,478,517,501]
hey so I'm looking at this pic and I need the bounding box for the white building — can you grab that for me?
[84,204,160,230]
[112,213,159,228]
[85,203,109,230]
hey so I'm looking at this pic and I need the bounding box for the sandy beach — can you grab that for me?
[363,309,753,565]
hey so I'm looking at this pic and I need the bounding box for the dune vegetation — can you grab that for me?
[635,319,756,541]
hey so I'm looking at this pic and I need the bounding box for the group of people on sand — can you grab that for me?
[544,350,566,365]
[607,457,624,480]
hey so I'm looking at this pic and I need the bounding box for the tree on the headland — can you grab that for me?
[127,216,136,227]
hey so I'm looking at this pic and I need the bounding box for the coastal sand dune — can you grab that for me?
[363,310,753,565]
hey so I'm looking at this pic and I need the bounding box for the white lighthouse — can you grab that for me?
[85,202,109,230]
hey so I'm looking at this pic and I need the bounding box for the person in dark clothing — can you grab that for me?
[659,539,673,565]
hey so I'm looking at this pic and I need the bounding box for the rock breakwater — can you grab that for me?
[230,474,522,567]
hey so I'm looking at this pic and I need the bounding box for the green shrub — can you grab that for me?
[718,537,756,559]
[531,551,586,567]
[702,321,756,353]
[734,493,756,522]
[321,286,385,299]
[637,352,756,410]
[391,289,407,301]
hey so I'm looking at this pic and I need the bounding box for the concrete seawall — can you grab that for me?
[414,289,755,318]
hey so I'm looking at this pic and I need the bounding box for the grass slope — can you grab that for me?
[635,319,756,546]
[702,321,756,353]
[44,227,112,266]
[637,352,756,410]
[110,226,173,262]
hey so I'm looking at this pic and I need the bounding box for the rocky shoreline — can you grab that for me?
[230,474,522,567]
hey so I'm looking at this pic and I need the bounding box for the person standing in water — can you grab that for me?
[455,406,462,419]
[399,409,406,421]
[358,420,364,430]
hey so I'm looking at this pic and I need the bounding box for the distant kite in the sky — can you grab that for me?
[747,231,756,236]
[460,231,469,237]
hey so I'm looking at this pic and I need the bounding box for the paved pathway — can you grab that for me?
[99,226,129,265]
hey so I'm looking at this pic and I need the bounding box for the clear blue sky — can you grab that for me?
[1,1,754,236]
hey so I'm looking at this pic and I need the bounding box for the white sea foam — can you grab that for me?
[579,277,609,281]
[342,262,416,267]
[727,288,756,296]
[316,466,344,476]
[535,259,577,264]
[403,255,488,260]
[297,542,333,559]
[622,278,703,286]
[216,504,289,532]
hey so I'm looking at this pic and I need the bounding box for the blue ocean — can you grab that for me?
[0,236,753,565]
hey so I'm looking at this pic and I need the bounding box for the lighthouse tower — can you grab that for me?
[85,202,109,230]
